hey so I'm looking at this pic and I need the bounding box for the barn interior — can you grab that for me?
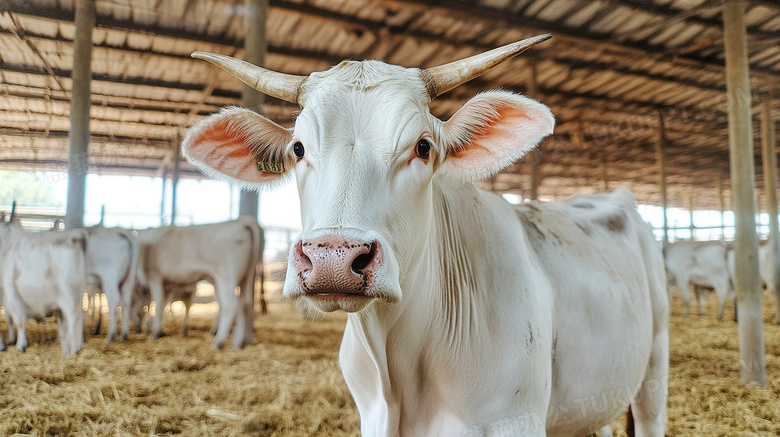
[1,0,780,435]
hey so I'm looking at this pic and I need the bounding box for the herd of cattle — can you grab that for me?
[0,202,762,358]
[0,205,264,355]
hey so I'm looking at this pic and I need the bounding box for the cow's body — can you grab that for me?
[338,186,667,436]
[0,222,87,355]
[136,217,262,348]
[182,35,668,436]
[665,240,733,319]
[85,226,137,342]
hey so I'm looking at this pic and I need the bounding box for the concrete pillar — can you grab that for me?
[723,0,765,386]
[65,0,95,230]
[238,0,268,218]
[656,110,669,244]
[761,99,780,324]
[528,61,539,200]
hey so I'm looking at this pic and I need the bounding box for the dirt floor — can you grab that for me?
[0,287,778,436]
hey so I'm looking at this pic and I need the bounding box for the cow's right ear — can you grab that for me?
[182,106,293,190]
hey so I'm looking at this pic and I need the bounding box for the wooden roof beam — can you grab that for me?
[378,0,780,80]
[4,0,774,95]
[0,128,172,148]
[4,60,734,141]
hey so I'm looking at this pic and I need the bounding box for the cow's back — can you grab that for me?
[145,219,256,284]
[86,228,133,281]
[514,189,667,436]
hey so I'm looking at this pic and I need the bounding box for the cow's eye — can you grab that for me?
[416,139,431,159]
[293,142,305,158]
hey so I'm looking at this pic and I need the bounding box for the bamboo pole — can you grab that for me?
[160,166,167,226]
[170,138,181,225]
[723,0,765,386]
[761,99,780,324]
[656,110,669,244]
[719,176,726,240]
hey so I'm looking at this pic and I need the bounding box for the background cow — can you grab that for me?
[131,281,197,337]
[665,240,734,319]
[135,217,263,348]
[84,226,137,342]
[0,217,88,355]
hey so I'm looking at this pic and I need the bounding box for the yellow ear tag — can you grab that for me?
[256,160,285,174]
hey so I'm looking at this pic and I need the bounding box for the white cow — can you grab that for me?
[0,218,88,355]
[665,240,733,319]
[182,35,668,436]
[727,240,779,323]
[84,226,137,342]
[135,217,262,348]
[131,280,197,336]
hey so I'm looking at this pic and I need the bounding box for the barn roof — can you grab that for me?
[2,0,779,211]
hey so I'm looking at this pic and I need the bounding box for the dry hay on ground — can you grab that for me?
[0,300,357,436]
[0,291,778,436]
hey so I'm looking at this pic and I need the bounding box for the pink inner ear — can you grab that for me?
[187,118,280,181]
[449,105,529,165]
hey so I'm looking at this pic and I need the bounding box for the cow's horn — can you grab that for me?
[422,33,553,99]
[192,52,306,104]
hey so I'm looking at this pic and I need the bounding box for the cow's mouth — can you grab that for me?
[301,292,375,313]
[308,292,371,299]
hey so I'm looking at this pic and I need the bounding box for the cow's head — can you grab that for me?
[183,35,554,313]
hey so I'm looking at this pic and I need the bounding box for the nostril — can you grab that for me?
[351,242,377,275]
[294,240,313,273]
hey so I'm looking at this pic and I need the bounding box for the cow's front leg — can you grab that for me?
[148,278,166,340]
[213,278,238,349]
[103,281,121,343]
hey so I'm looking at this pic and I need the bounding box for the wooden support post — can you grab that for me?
[528,61,539,200]
[656,110,669,244]
[761,99,780,324]
[65,0,94,230]
[160,166,167,226]
[719,176,726,240]
[170,139,181,225]
[723,0,765,386]
[238,0,268,218]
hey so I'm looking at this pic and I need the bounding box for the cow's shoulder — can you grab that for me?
[513,188,642,247]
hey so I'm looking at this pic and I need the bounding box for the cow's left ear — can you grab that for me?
[439,91,554,181]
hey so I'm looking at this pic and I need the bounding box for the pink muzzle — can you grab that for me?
[292,236,382,296]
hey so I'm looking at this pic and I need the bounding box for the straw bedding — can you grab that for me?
[0,290,777,436]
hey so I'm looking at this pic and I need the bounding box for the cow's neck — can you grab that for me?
[343,179,532,435]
